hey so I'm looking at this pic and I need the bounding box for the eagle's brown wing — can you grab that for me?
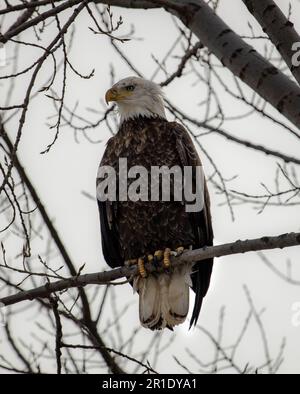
[170,121,213,327]
[97,137,123,268]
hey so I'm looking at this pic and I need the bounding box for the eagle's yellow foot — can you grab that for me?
[125,258,147,278]
[163,248,171,269]
[175,246,185,256]
[138,257,147,278]
[138,254,156,277]
[163,246,185,269]
[127,246,185,278]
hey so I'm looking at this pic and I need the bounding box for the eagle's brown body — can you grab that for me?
[100,117,195,259]
[98,116,213,329]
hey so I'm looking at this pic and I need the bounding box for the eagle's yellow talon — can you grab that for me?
[138,257,147,278]
[176,246,184,256]
[163,248,171,268]
[154,250,163,260]
[147,254,154,263]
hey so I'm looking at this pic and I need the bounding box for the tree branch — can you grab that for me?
[3,2,300,128]
[96,0,300,129]
[242,0,300,86]
[0,123,125,375]
[165,101,300,166]
[1,232,299,307]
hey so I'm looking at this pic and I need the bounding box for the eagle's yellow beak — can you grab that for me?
[105,87,133,104]
[105,88,119,104]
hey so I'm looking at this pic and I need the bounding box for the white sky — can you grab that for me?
[1,0,300,374]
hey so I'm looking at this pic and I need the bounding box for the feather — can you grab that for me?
[138,275,161,329]
[137,265,192,330]
[168,266,190,322]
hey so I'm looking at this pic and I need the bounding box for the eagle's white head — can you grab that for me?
[105,76,166,123]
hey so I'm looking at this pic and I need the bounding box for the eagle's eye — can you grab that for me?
[125,85,135,91]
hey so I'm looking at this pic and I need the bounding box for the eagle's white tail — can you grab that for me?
[134,265,192,330]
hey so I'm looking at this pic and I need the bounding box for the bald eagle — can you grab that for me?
[97,77,213,330]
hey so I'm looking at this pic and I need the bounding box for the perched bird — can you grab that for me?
[97,76,213,330]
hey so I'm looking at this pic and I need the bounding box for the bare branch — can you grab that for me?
[1,232,299,307]
[242,0,300,85]
[96,0,300,128]
[49,295,63,375]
